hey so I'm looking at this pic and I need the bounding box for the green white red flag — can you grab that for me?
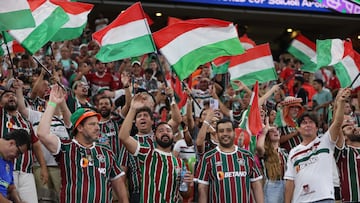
[315,39,353,68]
[228,43,277,86]
[93,2,155,63]
[333,51,360,89]
[153,18,244,80]
[51,1,93,42]
[0,0,35,31]
[0,32,25,56]
[239,81,262,154]
[8,0,69,54]
[287,34,318,72]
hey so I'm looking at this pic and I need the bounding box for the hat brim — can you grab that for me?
[74,111,101,128]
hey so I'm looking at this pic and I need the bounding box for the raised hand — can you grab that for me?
[49,84,66,105]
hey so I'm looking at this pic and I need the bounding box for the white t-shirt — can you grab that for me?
[173,139,196,160]
[284,131,336,203]
[29,109,70,166]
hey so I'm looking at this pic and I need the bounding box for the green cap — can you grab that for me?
[71,108,101,128]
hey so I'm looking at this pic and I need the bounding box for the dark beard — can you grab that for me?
[156,136,173,148]
[347,134,360,142]
[100,109,111,118]
[4,103,17,111]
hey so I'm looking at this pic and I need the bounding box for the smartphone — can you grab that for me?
[210,98,219,110]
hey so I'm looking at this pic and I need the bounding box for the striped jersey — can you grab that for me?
[279,125,302,152]
[334,145,360,202]
[196,146,263,203]
[0,108,37,173]
[98,116,125,165]
[134,144,183,203]
[125,133,154,194]
[56,139,124,203]
[284,131,335,203]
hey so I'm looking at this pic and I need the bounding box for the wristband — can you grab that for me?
[48,101,57,108]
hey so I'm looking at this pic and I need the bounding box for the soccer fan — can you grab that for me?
[334,114,360,202]
[196,118,264,203]
[257,117,288,203]
[36,85,128,203]
[284,88,351,203]
[119,94,193,203]
[0,129,31,203]
[14,78,71,201]
[0,89,48,203]
[278,96,305,152]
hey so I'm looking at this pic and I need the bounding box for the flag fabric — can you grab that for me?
[0,0,35,31]
[288,34,316,65]
[8,0,69,55]
[315,39,351,68]
[274,108,286,128]
[228,43,277,86]
[153,18,245,80]
[239,81,262,154]
[333,53,360,89]
[0,32,25,56]
[287,34,318,72]
[51,1,93,42]
[168,17,183,25]
[93,2,156,63]
[239,34,256,50]
[211,56,231,74]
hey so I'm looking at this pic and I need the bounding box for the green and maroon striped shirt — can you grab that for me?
[98,116,126,165]
[134,144,184,203]
[0,108,37,173]
[125,133,154,194]
[279,125,302,152]
[196,146,263,203]
[57,139,124,203]
[334,145,360,202]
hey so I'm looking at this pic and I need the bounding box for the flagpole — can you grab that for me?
[349,73,360,88]
[181,80,202,109]
[32,56,67,91]
[1,31,15,74]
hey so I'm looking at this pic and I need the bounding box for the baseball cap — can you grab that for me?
[70,108,101,128]
[131,60,141,66]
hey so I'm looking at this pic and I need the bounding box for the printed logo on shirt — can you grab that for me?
[301,184,315,196]
[217,171,247,180]
[296,156,319,173]
[96,154,106,163]
[98,168,106,175]
[217,171,225,180]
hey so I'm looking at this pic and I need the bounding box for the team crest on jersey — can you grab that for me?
[302,184,315,195]
[217,171,225,180]
[96,154,106,163]
[237,158,245,165]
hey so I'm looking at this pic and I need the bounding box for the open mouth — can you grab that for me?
[161,135,170,142]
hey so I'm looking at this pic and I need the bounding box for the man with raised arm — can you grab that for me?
[284,88,351,203]
[36,85,128,203]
